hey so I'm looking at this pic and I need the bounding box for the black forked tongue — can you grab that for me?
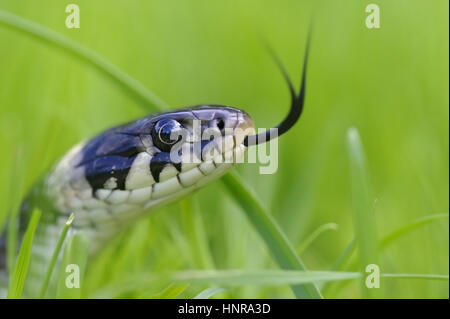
[243,27,312,147]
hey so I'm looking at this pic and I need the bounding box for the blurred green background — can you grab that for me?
[0,0,448,298]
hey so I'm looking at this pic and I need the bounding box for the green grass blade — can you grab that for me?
[39,213,74,298]
[346,127,378,298]
[0,10,168,111]
[7,208,41,299]
[56,233,90,299]
[5,147,25,276]
[193,287,226,299]
[323,213,449,297]
[91,270,448,297]
[329,213,449,274]
[150,284,190,299]
[172,270,361,286]
[297,223,339,254]
[171,270,448,286]
[179,197,215,269]
[330,238,357,271]
[380,213,449,248]
[320,238,356,296]
[381,274,449,281]
[222,171,323,299]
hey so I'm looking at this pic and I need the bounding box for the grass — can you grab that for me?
[7,208,41,299]
[0,0,448,299]
[169,270,449,286]
[55,232,90,298]
[150,284,190,299]
[81,269,449,298]
[296,223,339,254]
[39,213,74,298]
[222,171,322,298]
[193,288,226,299]
[380,213,449,248]
[346,127,379,297]
[0,10,168,111]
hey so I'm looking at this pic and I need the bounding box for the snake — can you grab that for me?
[0,32,311,297]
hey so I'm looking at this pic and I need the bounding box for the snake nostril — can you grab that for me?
[217,118,225,131]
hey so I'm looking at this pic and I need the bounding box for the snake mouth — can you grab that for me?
[179,109,254,164]
[235,111,254,144]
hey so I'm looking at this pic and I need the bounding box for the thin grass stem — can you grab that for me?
[39,213,74,298]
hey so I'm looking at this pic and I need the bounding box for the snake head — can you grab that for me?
[45,105,254,232]
[140,105,254,162]
[109,105,254,182]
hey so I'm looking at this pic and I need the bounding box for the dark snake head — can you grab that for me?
[45,105,254,231]
[76,105,254,191]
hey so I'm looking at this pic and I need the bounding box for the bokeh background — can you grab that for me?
[0,0,448,298]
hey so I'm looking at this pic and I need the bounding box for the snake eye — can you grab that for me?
[151,119,182,151]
